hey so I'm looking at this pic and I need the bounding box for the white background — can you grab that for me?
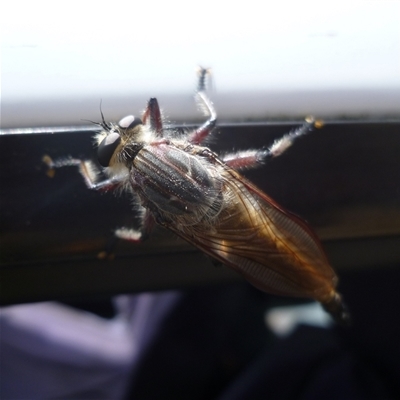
[2,0,400,127]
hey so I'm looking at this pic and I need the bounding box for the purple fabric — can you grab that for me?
[2,265,400,399]
[0,292,179,399]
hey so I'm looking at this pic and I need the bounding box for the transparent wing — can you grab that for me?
[169,167,338,304]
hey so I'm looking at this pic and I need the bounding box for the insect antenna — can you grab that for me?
[80,101,113,131]
[99,101,112,131]
[81,118,103,127]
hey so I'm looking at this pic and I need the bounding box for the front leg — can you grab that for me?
[43,154,154,242]
[42,155,123,190]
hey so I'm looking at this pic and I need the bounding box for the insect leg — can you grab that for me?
[222,150,266,171]
[114,209,155,243]
[42,155,123,190]
[267,117,322,158]
[188,67,217,145]
[98,210,153,259]
[98,219,154,260]
[222,118,322,171]
[142,98,163,136]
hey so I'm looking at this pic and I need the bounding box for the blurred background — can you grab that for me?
[1,1,400,399]
[2,0,400,127]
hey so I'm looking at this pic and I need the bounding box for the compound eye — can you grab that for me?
[97,131,121,167]
[118,115,142,130]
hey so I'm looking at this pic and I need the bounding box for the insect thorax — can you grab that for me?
[128,141,224,226]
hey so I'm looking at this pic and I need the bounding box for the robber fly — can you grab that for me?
[44,68,350,325]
